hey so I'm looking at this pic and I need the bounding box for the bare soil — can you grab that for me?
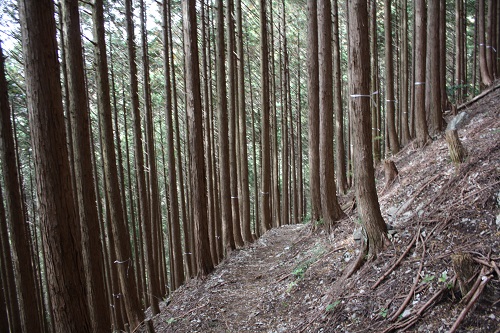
[138,84,500,333]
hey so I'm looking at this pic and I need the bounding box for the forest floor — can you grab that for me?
[138,84,500,333]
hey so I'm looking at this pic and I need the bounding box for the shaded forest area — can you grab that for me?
[0,0,498,332]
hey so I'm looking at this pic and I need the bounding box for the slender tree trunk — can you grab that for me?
[427,0,442,134]
[216,0,236,252]
[183,0,214,277]
[455,0,465,105]
[414,0,429,147]
[307,0,321,222]
[60,0,111,329]
[236,0,253,243]
[137,0,161,314]
[385,0,400,155]
[479,0,493,86]
[348,0,388,260]
[0,41,42,333]
[332,0,347,194]
[0,175,21,333]
[400,0,411,145]
[318,0,344,227]
[93,0,144,327]
[370,0,382,162]
[226,0,244,247]
[439,0,449,111]
[18,0,92,330]
[259,0,272,234]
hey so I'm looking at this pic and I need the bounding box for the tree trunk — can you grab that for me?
[60,0,111,329]
[0,41,42,333]
[370,0,382,162]
[183,0,214,277]
[93,0,144,327]
[216,0,236,252]
[414,0,430,147]
[384,159,399,188]
[385,0,400,155]
[479,0,493,87]
[333,0,347,194]
[455,0,465,105]
[18,0,92,330]
[427,0,442,135]
[400,0,411,145]
[226,0,244,247]
[236,0,253,243]
[318,0,344,227]
[260,0,272,234]
[348,0,388,260]
[307,0,322,222]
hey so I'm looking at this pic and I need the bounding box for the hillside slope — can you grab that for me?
[139,85,500,333]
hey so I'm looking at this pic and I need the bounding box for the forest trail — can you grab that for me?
[140,85,500,333]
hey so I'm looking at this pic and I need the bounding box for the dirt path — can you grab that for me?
[156,224,313,332]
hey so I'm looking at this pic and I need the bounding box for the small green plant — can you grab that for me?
[286,280,297,292]
[326,300,341,312]
[438,271,448,283]
[422,274,435,284]
[166,317,176,325]
[379,308,388,318]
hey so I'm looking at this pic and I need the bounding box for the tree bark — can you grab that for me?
[60,0,111,329]
[446,129,467,163]
[236,0,253,243]
[318,0,344,226]
[18,0,92,330]
[427,0,442,135]
[183,0,214,277]
[0,41,41,333]
[307,0,322,222]
[414,0,430,147]
[93,0,144,327]
[216,0,236,252]
[479,0,493,86]
[333,0,347,194]
[348,0,388,259]
[260,0,272,234]
[385,0,400,155]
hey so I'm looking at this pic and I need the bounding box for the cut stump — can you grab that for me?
[446,129,467,163]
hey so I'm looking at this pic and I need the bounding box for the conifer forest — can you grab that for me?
[0,0,499,332]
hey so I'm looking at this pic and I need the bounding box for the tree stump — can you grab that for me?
[384,159,399,188]
[446,129,467,163]
[451,253,478,297]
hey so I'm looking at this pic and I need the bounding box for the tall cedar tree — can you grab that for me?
[60,0,111,330]
[138,0,162,313]
[260,0,272,233]
[216,0,236,252]
[307,0,321,222]
[162,0,184,291]
[414,0,430,147]
[332,0,347,194]
[347,0,388,261]
[93,0,144,327]
[227,0,244,246]
[400,0,411,144]
[427,0,442,134]
[236,0,253,243]
[0,42,31,333]
[18,0,92,330]
[385,0,400,154]
[478,0,493,86]
[318,0,344,227]
[183,0,214,277]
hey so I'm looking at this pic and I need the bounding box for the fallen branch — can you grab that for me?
[448,274,493,333]
[372,226,420,289]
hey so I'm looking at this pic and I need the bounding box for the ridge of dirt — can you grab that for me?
[139,86,500,333]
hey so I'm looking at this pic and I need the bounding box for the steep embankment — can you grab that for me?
[139,85,500,333]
